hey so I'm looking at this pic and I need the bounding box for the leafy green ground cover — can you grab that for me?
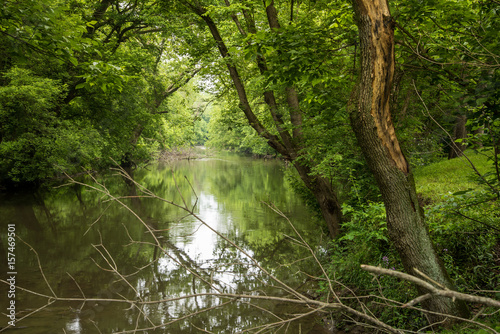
[413,152,500,331]
[323,150,500,332]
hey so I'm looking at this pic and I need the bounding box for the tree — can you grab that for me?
[0,67,103,183]
[348,0,469,323]
[206,99,276,156]
[0,0,202,185]
[388,0,500,162]
[174,0,344,237]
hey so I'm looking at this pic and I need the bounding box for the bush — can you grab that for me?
[0,68,108,184]
[426,190,500,292]
[320,201,428,329]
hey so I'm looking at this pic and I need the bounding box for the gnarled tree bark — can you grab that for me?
[349,0,469,324]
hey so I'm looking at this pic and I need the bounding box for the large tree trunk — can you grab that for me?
[349,0,469,324]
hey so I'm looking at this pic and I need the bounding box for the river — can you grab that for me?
[0,153,327,333]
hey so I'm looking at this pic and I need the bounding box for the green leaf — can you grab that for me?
[476,97,488,106]
[69,57,78,66]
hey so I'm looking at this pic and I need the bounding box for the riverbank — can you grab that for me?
[157,146,279,162]
[157,146,215,161]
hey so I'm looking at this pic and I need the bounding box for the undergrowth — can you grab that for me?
[320,149,500,332]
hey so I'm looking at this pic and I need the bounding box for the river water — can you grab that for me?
[0,154,327,333]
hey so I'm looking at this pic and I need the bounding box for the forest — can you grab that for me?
[0,0,499,332]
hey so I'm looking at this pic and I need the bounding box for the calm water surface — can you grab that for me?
[0,154,326,333]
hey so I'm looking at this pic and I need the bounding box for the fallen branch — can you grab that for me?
[361,265,500,308]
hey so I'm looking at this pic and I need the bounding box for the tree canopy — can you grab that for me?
[1,0,499,329]
[0,0,205,184]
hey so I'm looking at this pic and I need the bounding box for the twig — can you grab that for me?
[263,203,340,301]
[2,166,416,333]
[403,293,431,308]
[413,268,447,290]
[84,202,112,236]
[0,300,56,332]
[241,305,328,334]
[113,299,236,334]
[66,272,87,311]
[17,237,57,298]
[451,210,500,233]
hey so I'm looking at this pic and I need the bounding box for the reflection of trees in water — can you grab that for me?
[2,159,497,333]
[0,159,325,333]
[120,161,323,332]
[0,236,7,273]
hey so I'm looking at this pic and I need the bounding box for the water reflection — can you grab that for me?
[0,155,324,333]
[65,315,82,334]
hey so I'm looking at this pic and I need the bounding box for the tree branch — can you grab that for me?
[361,265,500,308]
[223,0,247,36]
[182,0,289,156]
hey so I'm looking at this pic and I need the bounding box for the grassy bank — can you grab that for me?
[414,149,500,332]
[414,149,493,202]
[323,149,500,332]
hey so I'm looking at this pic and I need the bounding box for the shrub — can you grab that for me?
[426,190,500,292]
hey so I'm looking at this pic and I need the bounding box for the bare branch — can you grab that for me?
[7,167,496,333]
[17,237,57,298]
[361,265,500,308]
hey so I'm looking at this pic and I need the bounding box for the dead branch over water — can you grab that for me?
[1,167,499,333]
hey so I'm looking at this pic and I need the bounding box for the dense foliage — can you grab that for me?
[323,151,500,329]
[0,0,207,186]
[1,0,499,331]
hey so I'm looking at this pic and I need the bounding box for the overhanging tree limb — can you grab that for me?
[179,0,342,237]
[182,0,290,156]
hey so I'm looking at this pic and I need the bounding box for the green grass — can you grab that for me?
[413,149,500,333]
[414,149,493,202]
